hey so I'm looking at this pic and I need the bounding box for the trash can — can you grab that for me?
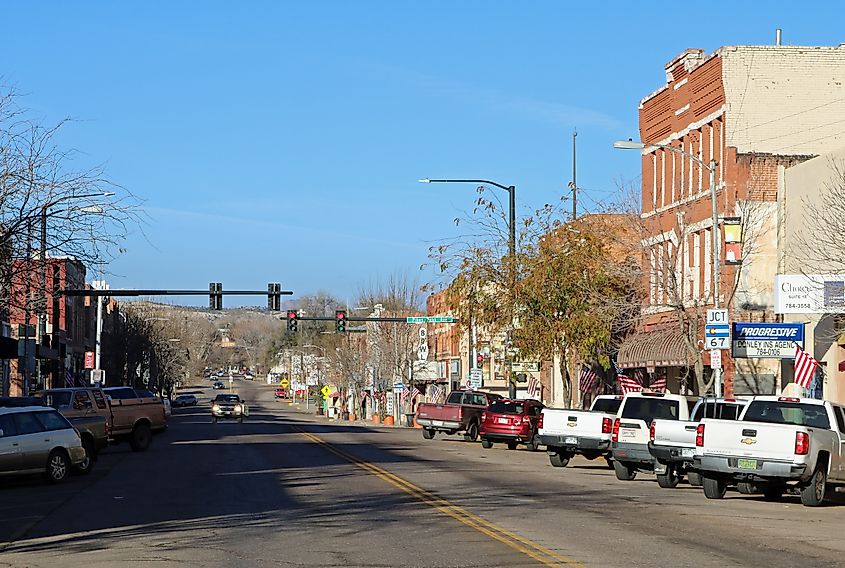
[404,413,415,427]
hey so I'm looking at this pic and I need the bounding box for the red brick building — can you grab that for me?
[619,43,845,396]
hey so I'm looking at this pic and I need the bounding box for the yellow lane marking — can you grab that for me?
[296,427,582,567]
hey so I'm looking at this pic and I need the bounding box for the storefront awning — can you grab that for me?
[617,329,693,369]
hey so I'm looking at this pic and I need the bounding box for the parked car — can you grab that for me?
[38,389,111,474]
[538,394,623,468]
[611,392,697,481]
[101,387,169,450]
[274,388,287,399]
[695,395,845,506]
[172,394,198,407]
[648,397,748,488]
[416,390,503,441]
[480,398,545,450]
[212,381,225,390]
[0,406,87,483]
[211,393,249,423]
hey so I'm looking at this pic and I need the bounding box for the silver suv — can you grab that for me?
[0,406,86,483]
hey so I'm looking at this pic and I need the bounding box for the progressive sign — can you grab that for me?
[731,322,804,359]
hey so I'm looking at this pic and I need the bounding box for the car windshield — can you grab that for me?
[592,398,622,414]
[743,401,831,429]
[621,397,679,421]
[215,395,240,403]
[488,401,525,415]
[41,391,72,409]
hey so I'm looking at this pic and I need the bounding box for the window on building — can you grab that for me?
[649,248,657,305]
[698,130,704,192]
[692,233,701,299]
[652,154,657,211]
[703,228,712,301]
[671,151,676,204]
[660,150,666,208]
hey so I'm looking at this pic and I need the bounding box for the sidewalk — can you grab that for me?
[281,399,419,429]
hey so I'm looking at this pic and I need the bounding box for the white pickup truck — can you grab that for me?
[695,396,845,506]
[648,397,748,488]
[538,395,623,468]
[611,392,697,481]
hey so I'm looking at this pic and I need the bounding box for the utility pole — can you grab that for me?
[571,128,577,220]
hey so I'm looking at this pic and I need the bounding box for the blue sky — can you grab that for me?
[3,2,843,306]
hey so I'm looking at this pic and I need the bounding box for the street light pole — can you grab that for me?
[613,141,721,395]
[419,178,517,397]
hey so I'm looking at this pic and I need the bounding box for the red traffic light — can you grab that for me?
[287,311,297,319]
[335,311,346,320]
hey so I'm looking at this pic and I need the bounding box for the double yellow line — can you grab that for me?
[296,427,581,567]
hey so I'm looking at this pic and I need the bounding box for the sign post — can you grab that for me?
[705,309,730,397]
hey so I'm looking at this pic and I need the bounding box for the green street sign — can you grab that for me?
[406,316,456,323]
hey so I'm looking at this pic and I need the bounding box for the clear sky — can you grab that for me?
[3,2,842,306]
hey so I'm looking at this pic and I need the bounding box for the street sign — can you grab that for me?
[84,351,95,369]
[704,336,730,350]
[320,385,332,398]
[706,309,729,324]
[406,316,456,323]
[511,362,540,372]
[417,343,429,361]
[90,369,104,384]
[710,349,722,369]
[467,369,482,389]
[418,327,427,339]
[705,324,730,337]
[280,378,290,388]
[393,382,406,392]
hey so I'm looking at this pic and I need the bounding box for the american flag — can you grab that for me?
[429,385,445,403]
[650,375,667,392]
[527,376,540,398]
[578,366,599,393]
[409,386,420,402]
[65,368,74,387]
[794,345,819,390]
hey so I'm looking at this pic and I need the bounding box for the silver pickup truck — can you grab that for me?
[648,397,748,488]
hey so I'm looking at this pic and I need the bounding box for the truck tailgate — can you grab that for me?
[652,419,697,448]
[540,409,609,438]
[700,419,801,461]
[417,403,462,423]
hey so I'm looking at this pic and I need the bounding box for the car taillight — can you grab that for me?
[538,413,544,429]
[795,432,810,455]
[649,422,656,442]
[612,418,620,442]
[601,417,612,434]
[695,423,705,447]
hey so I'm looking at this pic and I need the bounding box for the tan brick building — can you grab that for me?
[620,42,845,396]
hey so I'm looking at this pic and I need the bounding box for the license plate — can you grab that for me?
[681,448,695,458]
[620,429,636,439]
[497,417,509,424]
[737,458,758,469]
[432,420,444,427]
[565,437,577,445]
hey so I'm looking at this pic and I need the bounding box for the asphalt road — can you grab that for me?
[2,380,845,567]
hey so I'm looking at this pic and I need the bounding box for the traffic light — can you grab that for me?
[209,282,222,310]
[335,310,347,332]
[286,310,298,332]
[476,353,484,368]
[267,283,281,311]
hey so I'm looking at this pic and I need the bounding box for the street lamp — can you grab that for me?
[613,139,722,395]
[37,191,114,388]
[419,178,518,397]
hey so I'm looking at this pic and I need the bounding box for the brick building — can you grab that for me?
[619,42,845,396]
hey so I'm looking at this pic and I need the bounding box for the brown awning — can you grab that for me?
[617,329,693,369]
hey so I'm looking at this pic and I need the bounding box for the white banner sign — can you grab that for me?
[775,274,845,314]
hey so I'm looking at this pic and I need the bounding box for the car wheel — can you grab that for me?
[686,471,703,487]
[801,466,827,507]
[549,452,570,468]
[702,476,727,499]
[481,439,493,449]
[463,421,479,442]
[507,441,518,450]
[656,466,680,489]
[613,460,637,481]
[129,423,152,452]
[45,450,70,484]
[73,439,96,475]
[422,428,435,440]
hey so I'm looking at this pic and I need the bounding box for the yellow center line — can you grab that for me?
[295,427,582,567]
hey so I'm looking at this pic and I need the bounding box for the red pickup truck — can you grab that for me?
[416,389,502,441]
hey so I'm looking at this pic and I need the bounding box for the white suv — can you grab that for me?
[0,406,87,483]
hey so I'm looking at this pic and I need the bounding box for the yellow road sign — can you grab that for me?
[321,385,332,397]
[280,378,290,388]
